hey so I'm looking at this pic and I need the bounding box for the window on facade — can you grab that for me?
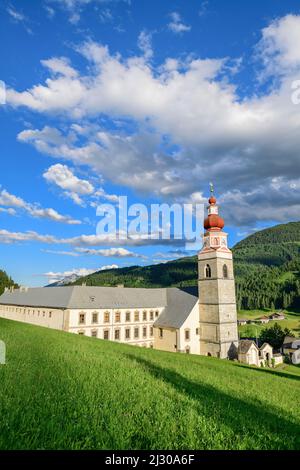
[134,327,139,339]
[223,264,228,279]
[134,311,139,322]
[125,328,130,339]
[78,331,85,336]
[159,328,163,338]
[125,311,131,322]
[150,310,154,320]
[104,311,110,323]
[155,310,159,318]
[91,329,98,337]
[92,312,98,324]
[205,264,211,278]
[143,310,147,321]
[103,330,109,340]
[115,311,121,323]
[114,329,120,340]
[79,313,85,324]
[143,327,147,338]
[49,312,52,318]
[185,346,190,354]
[150,326,153,337]
[196,328,199,335]
[185,329,190,341]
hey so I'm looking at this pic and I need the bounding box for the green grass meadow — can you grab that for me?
[0,318,299,450]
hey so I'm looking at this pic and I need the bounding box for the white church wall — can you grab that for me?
[178,302,200,354]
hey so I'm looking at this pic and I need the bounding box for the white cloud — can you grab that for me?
[7,5,26,22]
[137,30,153,60]
[0,189,81,225]
[43,163,118,206]
[43,163,94,206]
[0,189,27,208]
[41,249,80,256]
[49,0,129,24]
[93,187,119,203]
[0,229,58,244]
[257,14,300,80]
[198,1,209,17]
[7,5,32,33]
[44,5,55,18]
[41,57,78,78]
[0,229,186,247]
[0,207,17,216]
[167,12,191,34]
[29,207,81,225]
[7,15,300,228]
[44,264,118,284]
[75,247,146,258]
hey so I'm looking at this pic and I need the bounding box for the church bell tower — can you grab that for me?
[198,185,238,359]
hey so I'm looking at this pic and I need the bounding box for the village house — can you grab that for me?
[282,336,300,364]
[269,312,285,321]
[237,319,248,326]
[256,315,270,324]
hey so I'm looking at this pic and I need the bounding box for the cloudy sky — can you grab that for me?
[1,0,300,286]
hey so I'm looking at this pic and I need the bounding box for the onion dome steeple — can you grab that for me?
[204,183,225,231]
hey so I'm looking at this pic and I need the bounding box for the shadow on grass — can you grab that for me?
[235,363,300,382]
[125,353,300,450]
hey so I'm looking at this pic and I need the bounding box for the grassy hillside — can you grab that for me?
[71,221,300,311]
[0,318,299,450]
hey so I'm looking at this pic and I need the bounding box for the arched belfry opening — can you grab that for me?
[223,264,228,278]
[205,264,211,278]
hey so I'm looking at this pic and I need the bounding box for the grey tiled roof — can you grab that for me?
[238,339,258,354]
[0,286,198,328]
[153,287,198,329]
[0,286,167,309]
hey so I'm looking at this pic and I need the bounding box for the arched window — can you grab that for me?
[205,264,211,278]
[223,264,228,278]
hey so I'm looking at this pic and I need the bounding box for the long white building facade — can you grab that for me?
[0,192,239,358]
[0,285,199,353]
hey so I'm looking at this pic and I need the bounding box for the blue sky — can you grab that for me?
[1,0,300,286]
